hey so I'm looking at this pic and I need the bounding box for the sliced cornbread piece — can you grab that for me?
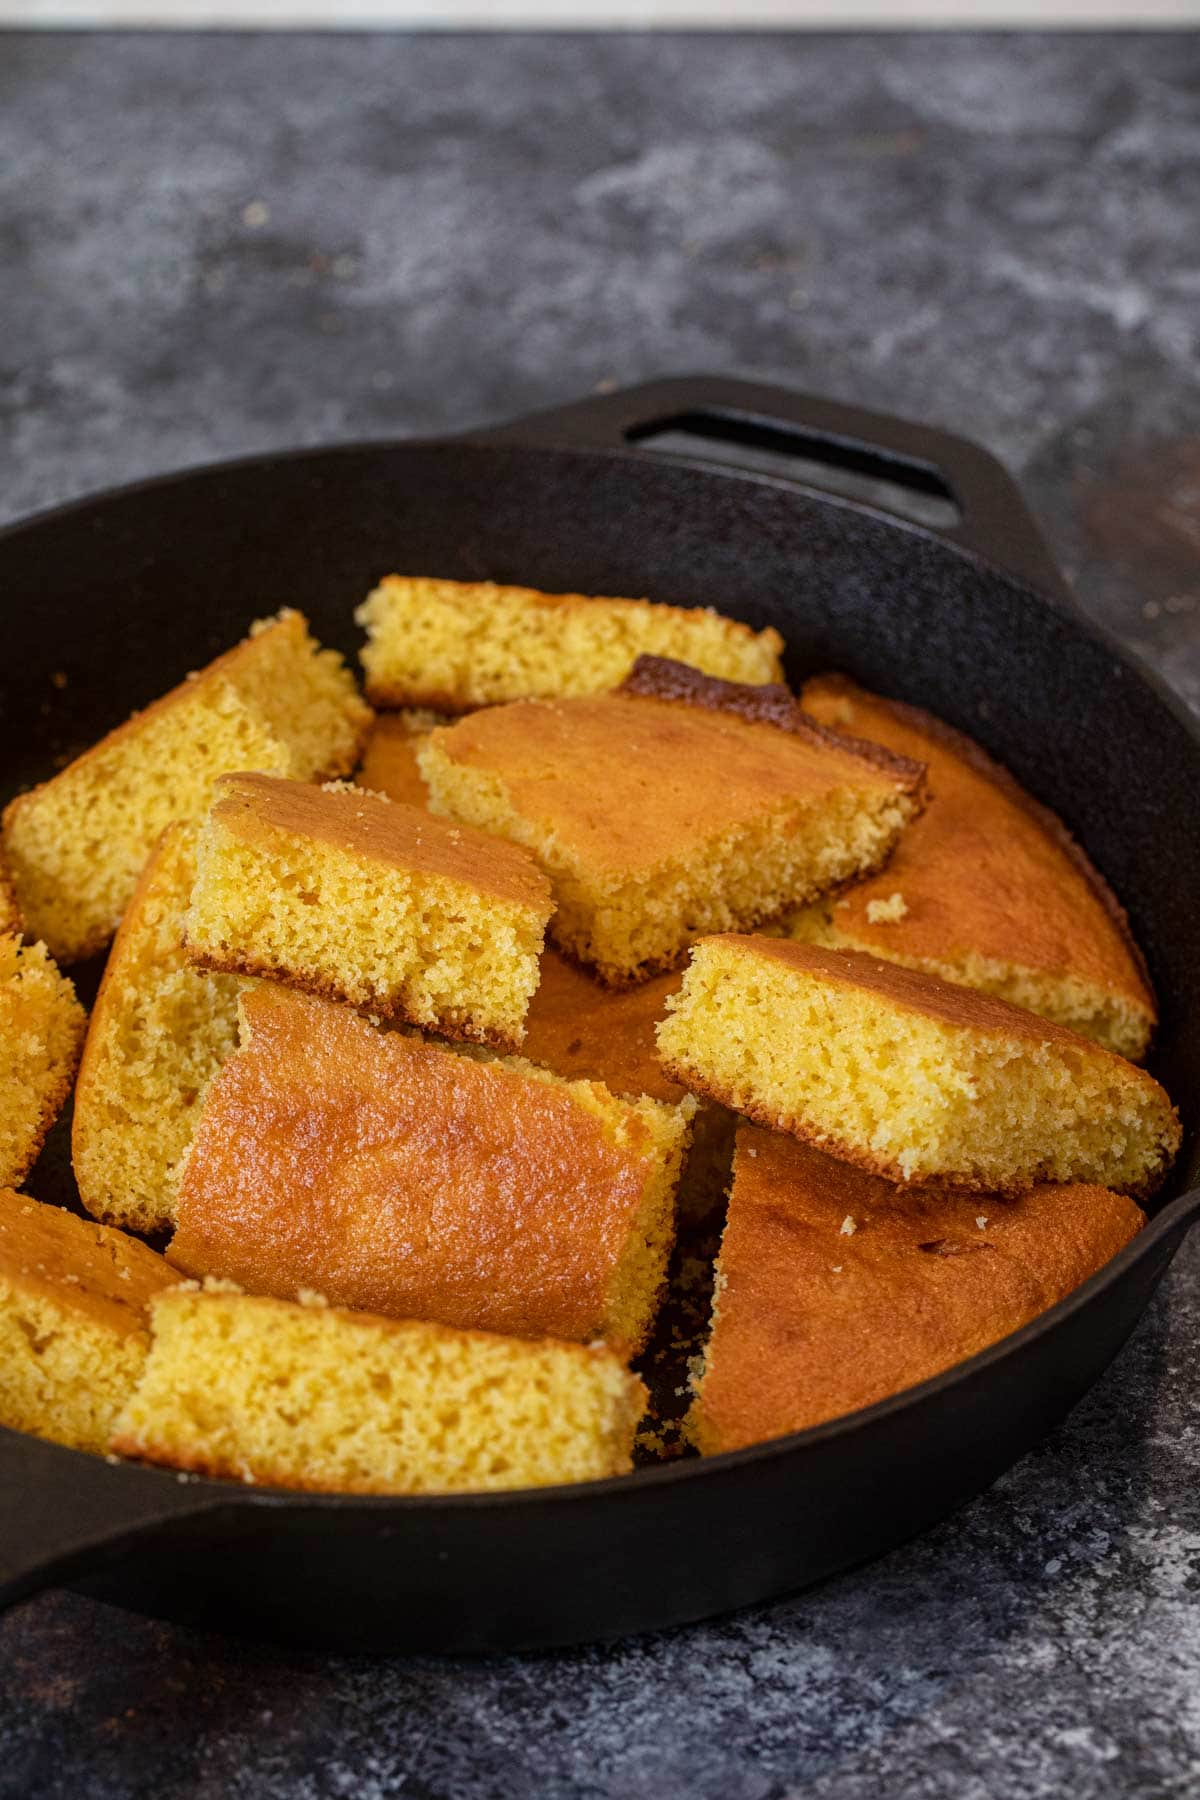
[356,709,444,808]
[0,1187,177,1454]
[2,610,372,962]
[170,984,693,1355]
[786,674,1155,1060]
[0,937,86,1189]
[184,773,553,1048]
[688,1127,1145,1453]
[112,1285,645,1494]
[356,575,786,709]
[523,949,733,1218]
[657,936,1180,1198]
[418,657,925,986]
[73,823,241,1234]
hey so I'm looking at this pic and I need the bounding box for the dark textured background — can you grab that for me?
[2,29,1200,1799]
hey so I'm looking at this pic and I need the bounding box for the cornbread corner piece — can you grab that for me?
[169,983,694,1355]
[355,709,445,808]
[1,609,373,962]
[417,656,926,986]
[0,936,86,1189]
[73,822,241,1235]
[355,574,786,709]
[111,1285,646,1494]
[688,1126,1145,1453]
[0,1187,177,1454]
[657,936,1181,1199]
[184,772,554,1048]
[788,673,1157,1061]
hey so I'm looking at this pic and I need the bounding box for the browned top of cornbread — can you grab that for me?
[800,674,1154,1014]
[208,772,552,910]
[0,1187,176,1339]
[523,951,688,1105]
[424,677,924,878]
[694,1128,1144,1449]
[356,716,435,809]
[170,984,664,1345]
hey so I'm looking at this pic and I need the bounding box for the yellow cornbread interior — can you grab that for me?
[0,937,86,1189]
[356,576,786,708]
[1,611,371,962]
[113,1287,647,1493]
[657,939,1179,1196]
[72,824,241,1234]
[185,782,552,1047]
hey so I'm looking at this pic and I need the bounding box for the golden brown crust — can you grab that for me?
[0,942,87,1189]
[356,714,439,805]
[523,951,689,1103]
[0,1186,176,1339]
[691,1127,1145,1452]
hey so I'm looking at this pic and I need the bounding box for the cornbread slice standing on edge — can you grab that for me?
[2,609,372,962]
[786,674,1156,1060]
[418,657,926,987]
[688,1126,1145,1453]
[356,575,786,709]
[73,823,241,1234]
[657,936,1180,1198]
[0,1187,177,1454]
[355,709,444,808]
[0,937,86,1189]
[112,1285,646,1494]
[184,773,554,1049]
[170,984,693,1356]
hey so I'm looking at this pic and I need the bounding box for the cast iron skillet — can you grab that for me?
[0,376,1196,1654]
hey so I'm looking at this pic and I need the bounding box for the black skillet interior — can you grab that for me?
[1,376,1197,1653]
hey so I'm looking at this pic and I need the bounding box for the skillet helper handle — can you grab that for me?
[486,375,1074,608]
[0,1428,220,1612]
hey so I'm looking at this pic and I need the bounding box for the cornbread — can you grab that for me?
[72,823,241,1234]
[0,852,20,937]
[170,984,693,1354]
[356,709,443,807]
[356,575,786,709]
[0,937,86,1189]
[2,610,372,962]
[112,1285,646,1493]
[788,674,1155,1060]
[418,657,926,986]
[184,773,554,1048]
[657,936,1180,1197]
[523,949,733,1218]
[0,1187,176,1453]
[688,1126,1145,1452]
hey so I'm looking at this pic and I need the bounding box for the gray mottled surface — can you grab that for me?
[2,28,1200,1800]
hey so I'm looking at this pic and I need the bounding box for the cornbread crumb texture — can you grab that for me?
[657,935,1180,1198]
[0,853,20,936]
[112,1285,645,1493]
[170,983,691,1355]
[0,1187,176,1453]
[418,669,924,985]
[184,772,553,1048]
[356,709,444,808]
[689,1127,1145,1452]
[0,936,86,1190]
[789,674,1155,1060]
[72,823,240,1235]
[355,575,786,709]
[1,609,372,962]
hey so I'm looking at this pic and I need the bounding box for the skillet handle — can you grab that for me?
[483,375,1074,607]
[0,1427,224,1612]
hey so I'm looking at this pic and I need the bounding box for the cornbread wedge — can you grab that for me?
[688,1127,1145,1452]
[170,984,693,1355]
[0,937,86,1189]
[356,709,444,807]
[184,773,554,1048]
[657,937,1180,1198]
[418,658,925,986]
[112,1285,646,1494]
[0,1188,176,1453]
[73,823,241,1234]
[2,610,372,962]
[356,575,786,709]
[788,674,1156,1060]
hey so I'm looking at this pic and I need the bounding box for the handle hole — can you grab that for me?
[627,409,962,530]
